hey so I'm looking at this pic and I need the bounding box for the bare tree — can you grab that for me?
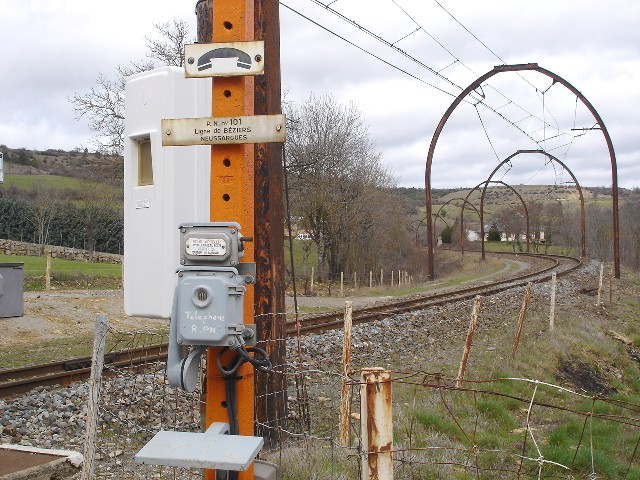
[69,19,190,154]
[285,94,412,280]
[24,185,60,254]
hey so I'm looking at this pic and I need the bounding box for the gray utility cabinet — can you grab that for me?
[0,263,24,318]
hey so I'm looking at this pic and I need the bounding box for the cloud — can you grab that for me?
[0,0,637,188]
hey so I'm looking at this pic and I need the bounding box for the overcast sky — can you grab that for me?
[1,0,638,189]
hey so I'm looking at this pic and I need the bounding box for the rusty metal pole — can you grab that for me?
[253,0,287,446]
[360,368,394,480]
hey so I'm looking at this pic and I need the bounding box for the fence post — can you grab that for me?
[369,271,373,290]
[391,270,394,287]
[512,283,533,357]
[457,295,482,388]
[609,263,613,304]
[81,314,109,480]
[549,272,557,331]
[360,368,393,480]
[45,250,52,291]
[340,302,353,447]
[597,262,604,306]
[341,271,344,297]
[380,269,384,288]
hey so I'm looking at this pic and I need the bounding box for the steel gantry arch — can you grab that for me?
[425,63,620,279]
[479,149,586,261]
[461,180,530,254]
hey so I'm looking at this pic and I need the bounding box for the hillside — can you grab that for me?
[0,145,123,187]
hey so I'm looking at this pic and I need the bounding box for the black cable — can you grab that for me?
[215,345,271,480]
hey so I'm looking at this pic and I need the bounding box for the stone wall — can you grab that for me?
[0,240,122,264]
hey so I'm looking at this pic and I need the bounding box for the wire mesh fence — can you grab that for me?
[82,293,640,479]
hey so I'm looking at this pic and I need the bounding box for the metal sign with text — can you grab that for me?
[162,114,286,146]
[184,41,265,78]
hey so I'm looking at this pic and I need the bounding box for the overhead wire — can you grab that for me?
[279,2,460,99]
[282,0,593,182]
[284,0,541,144]
[390,0,577,144]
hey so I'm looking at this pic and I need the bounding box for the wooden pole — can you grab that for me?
[597,262,604,306]
[609,263,613,304]
[456,295,481,388]
[369,270,373,290]
[549,272,557,331]
[354,271,357,291]
[310,266,314,294]
[45,250,51,291]
[360,368,393,480]
[253,0,287,445]
[380,269,384,287]
[81,314,108,480]
[340,302,353,447]
[341,271,344,297]
[512,283,533,357]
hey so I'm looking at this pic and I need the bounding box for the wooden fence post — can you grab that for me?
[81,314,109,480]
[597,262,604,306]
[512,283,533,357]
[369,271,373,290]
[45,250,52,291]
[361,368,393,480]
[549,272,557,330]
[609,263,613,304]
[340,302,353,447]
[310,266,314,294]
[457,295,482,388]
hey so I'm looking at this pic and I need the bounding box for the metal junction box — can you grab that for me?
[175,266,246,346]
[0,263,24,318]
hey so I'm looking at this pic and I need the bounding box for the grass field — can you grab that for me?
[0,253,121,290]
[2,174,84,191]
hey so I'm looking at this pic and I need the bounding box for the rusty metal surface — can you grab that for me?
[360,368,393,480]
[425,63,620,279]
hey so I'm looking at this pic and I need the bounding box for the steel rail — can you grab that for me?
[0,253,581,399]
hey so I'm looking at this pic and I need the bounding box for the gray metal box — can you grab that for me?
[175,266,245,346]
[0,263,24,318]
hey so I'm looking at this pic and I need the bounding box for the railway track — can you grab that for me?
[0,252,581,399]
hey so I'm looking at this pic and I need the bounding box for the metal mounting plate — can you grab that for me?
[134,422,263,470]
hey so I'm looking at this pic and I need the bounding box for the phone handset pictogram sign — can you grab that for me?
[198,47,252,71]
[184,41,265,78]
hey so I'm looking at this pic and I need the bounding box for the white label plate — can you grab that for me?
[162,114,286,146]
[186,238,227,256]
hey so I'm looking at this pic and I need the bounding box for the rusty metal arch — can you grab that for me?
[432,197,477,246]
[479,149,586,260]
[461,180,530,254]
[431,211,451,245]
[425,63,620,278]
